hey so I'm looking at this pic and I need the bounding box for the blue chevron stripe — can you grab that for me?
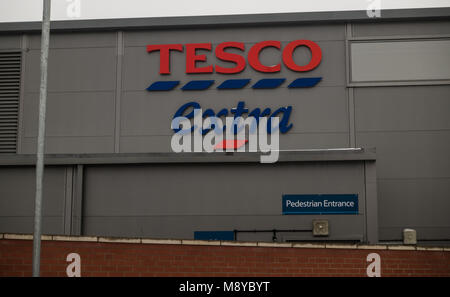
[217,79,251,89]
[146,81,180,91]
[252,78,286,89]
[146,77,321,91]
[288,77,322,88]
[181,80,215,90]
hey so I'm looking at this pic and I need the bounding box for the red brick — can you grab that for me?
[90,272,108,277]
[1,239,449,277]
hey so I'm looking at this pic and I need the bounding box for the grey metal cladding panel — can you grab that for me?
[352,20,450,37]
[350,40,450,82]
[119,135,171,153]
[0,35,21,49]
[120,87,348,136]
[355,84,450,239]
[24,47,116,92]
[22,92,115,137]
[355,86,450,131]
[27,32,117,49]
[275,132,349,150]
[82,215,365,240]
[122,40,346,91]
[123,24,345,46]
[20,136,115,154]
[0,166,66,234]
[0,166,66,216]
[19,91,115,154]
[380,226,450,242]
[377,178,450,234]
[0,217,64,235]
[119,133,349,153]
[356,131,450,179]
[82,162,365,239]
[82,162,365,217]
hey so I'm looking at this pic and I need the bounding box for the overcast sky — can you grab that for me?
[0,0,449,22]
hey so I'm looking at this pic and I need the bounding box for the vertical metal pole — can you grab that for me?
[32,0,51,277]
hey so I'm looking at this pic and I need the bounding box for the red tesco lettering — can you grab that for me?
[147,40,322,74]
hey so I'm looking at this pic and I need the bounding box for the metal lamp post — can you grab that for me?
[32,0,51,277]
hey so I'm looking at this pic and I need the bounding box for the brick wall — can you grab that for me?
[0,234,449,277]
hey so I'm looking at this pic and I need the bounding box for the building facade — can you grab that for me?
[0,8,449,245]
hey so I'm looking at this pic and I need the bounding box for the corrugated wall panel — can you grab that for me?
[0,51,21,154]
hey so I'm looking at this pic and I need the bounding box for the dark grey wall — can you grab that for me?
[0,153,377,243]
[83,161,370,241]
[0,17,449,243]
[13,24,348,153]
[349,21,450,240]
[0,166,67,234]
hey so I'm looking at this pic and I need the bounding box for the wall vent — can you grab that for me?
[0,51,21,154]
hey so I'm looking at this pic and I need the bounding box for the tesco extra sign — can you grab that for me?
[146,40,323,136]
[146,40,322,74]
